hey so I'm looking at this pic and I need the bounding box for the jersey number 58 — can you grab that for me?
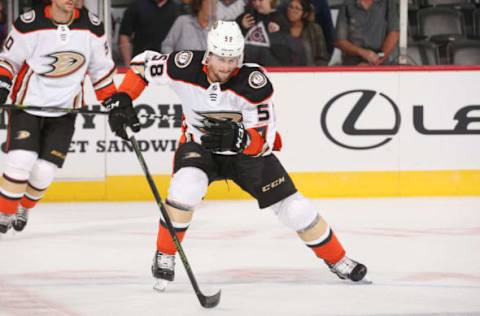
[150,64,164,77]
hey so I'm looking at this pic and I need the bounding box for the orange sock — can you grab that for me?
[21,184,47,209]
[156,222,187,255]
[309,229,346,265]
[20,194,40,209]
[0,175,27,215]
[0,193,21,215]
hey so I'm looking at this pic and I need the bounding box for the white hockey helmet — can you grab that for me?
[203,20,245,65]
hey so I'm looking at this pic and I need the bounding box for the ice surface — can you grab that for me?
[1,197,479,316]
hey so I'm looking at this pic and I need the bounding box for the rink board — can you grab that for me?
[0,69,479,200]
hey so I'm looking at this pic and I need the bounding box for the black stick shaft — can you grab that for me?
[1,104,168,120]
[128,133,221,308]
[2,103,109,114]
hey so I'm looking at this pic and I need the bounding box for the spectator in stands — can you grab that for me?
[177,0,193,15]
[335,0,399,66]
[161,0,211,53]
[0,1,5,46]
[217,0,246,21]
[119,0,179,66]
[236,0,292,65]
[286,0,330,65]
[311,0,335,56]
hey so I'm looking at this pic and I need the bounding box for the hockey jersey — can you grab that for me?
[119,50,280,156]
[0,6,116,117]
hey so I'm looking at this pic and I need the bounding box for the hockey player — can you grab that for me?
[104,21,368,290]
[0,0,117,233]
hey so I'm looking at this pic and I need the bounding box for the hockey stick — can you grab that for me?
[127,130,221,309]
[1,104,169,120]
[1,103,110,115]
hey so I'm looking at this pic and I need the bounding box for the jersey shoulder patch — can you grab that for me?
[20,10,36,24]
[166,51,205,84]
[173,51,194,69]
[228,65,273,104]
[88,11,101,26]
[74,8,105,37]
[14,8,52,33]
[248,70,268,89]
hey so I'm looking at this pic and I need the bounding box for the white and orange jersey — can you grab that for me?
[119,50,281,156]
[0,6,116,117]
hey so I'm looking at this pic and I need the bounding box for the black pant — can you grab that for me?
[4,110,77,168]
[173,142,297,209]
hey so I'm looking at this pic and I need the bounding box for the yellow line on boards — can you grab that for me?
[44,170,480,202]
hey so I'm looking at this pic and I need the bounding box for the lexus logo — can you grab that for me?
[321,90,401,150]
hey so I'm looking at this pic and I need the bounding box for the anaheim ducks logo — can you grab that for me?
[15,130,31,140]
[194,111,243,133]
[198,111,242,122]
[42,51,86,78]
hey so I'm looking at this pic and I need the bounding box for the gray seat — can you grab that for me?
[448,40,480,64]
[421,1,477,37]
[417,7,465,40]
[407,41,439,64]
[423,0,472,6]
[474,9,480,38]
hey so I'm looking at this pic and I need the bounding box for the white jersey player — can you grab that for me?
[104,21,369,292]
[0,0,117,233]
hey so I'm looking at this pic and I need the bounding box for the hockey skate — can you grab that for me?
[327,256,371,284]
[152,251,176,292]
[12,206,28,232]
[0,213,12,234]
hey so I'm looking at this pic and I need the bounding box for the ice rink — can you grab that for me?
[1,197,479,316]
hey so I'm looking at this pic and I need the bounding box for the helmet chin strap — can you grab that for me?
[201,51,210,65]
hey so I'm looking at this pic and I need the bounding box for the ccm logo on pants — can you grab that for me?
[262,177,285,192]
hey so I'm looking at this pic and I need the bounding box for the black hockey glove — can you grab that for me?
[200,118,248,152]
[103,92,140,140]
[0,76,12,105]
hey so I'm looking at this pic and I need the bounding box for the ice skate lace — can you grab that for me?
[157,254,175,271]
[332,257,356,276]
[16,207,28,222]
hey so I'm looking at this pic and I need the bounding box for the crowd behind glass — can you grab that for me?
[2,0,480,66]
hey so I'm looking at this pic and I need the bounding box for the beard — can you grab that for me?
[209,69,233,84]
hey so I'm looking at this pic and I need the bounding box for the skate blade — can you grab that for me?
[355,276,373,284]
[153,279,170,292]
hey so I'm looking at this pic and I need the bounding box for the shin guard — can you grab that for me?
[156,201,193,255]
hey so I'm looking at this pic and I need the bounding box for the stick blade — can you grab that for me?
[198,290,221,308]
